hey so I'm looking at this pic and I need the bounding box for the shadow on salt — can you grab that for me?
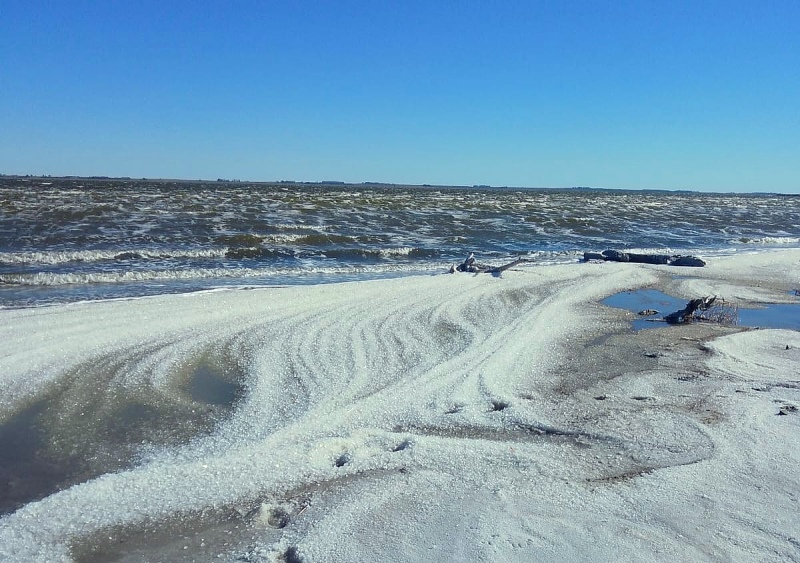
[604,288,800,331]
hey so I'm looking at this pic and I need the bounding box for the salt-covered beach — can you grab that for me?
[1,250,798,562]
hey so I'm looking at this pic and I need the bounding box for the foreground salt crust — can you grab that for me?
[0,251,798,561]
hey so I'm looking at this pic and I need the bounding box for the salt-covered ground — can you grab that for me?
[0,250,798,562]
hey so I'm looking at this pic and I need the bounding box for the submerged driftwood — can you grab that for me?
[584,250,706,267]
[664,296,717,324]
[661,296,738,325]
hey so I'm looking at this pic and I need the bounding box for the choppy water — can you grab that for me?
[2,178,799,307]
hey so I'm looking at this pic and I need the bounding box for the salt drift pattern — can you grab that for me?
[1,178,799,306]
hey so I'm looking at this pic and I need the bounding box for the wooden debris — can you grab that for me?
[583,250,705,267]
[638,309,659,316]
[664,297,714,324]
[663,296,739,325]
[449,254,529,274]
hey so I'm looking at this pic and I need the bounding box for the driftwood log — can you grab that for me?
[450,254,529,274]
[638,296,738,326]
[584,250,706,267]
[664,296,717,324]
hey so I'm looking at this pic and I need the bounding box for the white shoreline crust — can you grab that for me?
[1,250,798,562]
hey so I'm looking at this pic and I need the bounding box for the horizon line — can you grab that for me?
[1,173,794,196]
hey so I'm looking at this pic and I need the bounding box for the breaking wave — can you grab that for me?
[0,263,449,287]
[731,236,800,245]
[0,248,228,266]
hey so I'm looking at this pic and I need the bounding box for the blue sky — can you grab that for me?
[1,1,798,192]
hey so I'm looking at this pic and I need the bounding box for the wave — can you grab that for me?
[1,268,262,286]
[270,223,332,232]
[730,236,800,245]
[260,233,307,244]
[0,252,557,288]
[213,234,264,247]
[0,239,428,267]
[378,246,423,257]
[222,247,295,260]
[222,232,363,246]
[294,233,358,245]
[0,248,228,266]
[0,262,450,287]
[322,247,440,260]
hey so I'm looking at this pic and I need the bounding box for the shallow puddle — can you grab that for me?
[604,289,800,331]
[188,362,244,407]
[0,400,84,515]
[0,355,245,516]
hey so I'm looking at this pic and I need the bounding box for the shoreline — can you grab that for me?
[3,248,799,314]
[0,250,798,561]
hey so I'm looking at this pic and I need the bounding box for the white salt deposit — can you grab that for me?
[670,249,800,303]
[0,251,798,561]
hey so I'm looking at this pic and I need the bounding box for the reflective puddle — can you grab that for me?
[603,289,800,331]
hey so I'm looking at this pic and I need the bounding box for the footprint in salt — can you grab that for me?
[392,439,412,452]
[334,452,351,468]
[490,399,510,412]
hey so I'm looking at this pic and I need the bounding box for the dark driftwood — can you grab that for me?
[670,256,706,267]
[450,255,528,274]
[663,296,717,324]
[584,250,706,267]
[484,258,528,274]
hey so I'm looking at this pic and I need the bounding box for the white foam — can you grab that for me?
[1,251,799,561]
[376,246,415,257]
[731,236,800,245]
[0,248,227,265]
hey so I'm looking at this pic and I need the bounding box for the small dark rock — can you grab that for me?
[284,546,304,563]
[334,452,351,467]
[583,252,605,261]
[638,309,659,316]
[778,405,798,416]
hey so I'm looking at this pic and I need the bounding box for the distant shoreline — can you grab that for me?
[1,175,794,197]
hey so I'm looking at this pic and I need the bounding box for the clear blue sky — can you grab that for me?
[1,1,798,192]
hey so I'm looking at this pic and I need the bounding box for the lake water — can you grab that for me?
[2,178,799,307]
